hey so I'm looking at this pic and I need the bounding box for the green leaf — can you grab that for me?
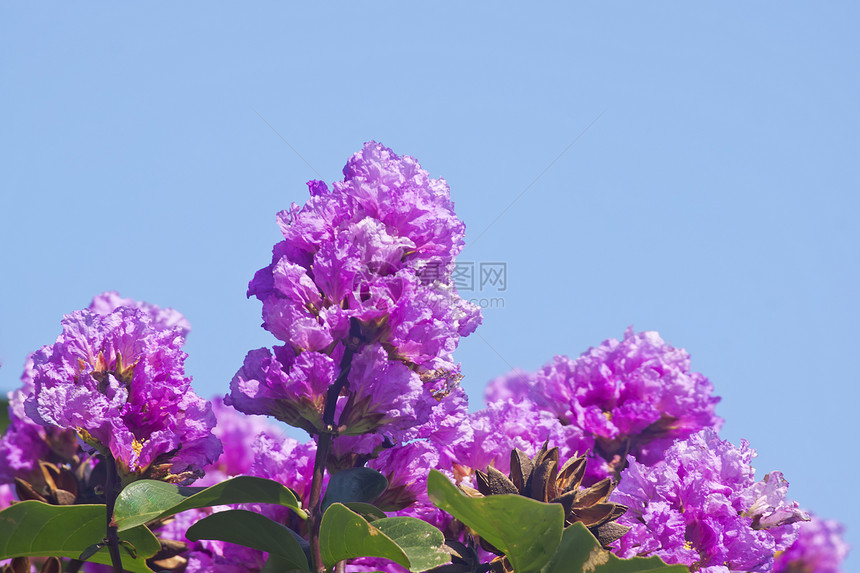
[342,502,387,522]
[261,554,313,573]
[0,501,159,572]
[0,398,10,434]
[113,475,307,531]
[427,469,564,573]
[373,516,450,572]
[321,467,388,513]
[319,503,409,570]
[186,509,310,573]
[541,523,688,573]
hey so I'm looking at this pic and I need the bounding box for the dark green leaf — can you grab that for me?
[78,542,105,561]
[427,469,564,573]
[374,516,450,572]
[319,503,409,570]
[261,554,313,573]
[0,501,158,572]
[321,467,388,513]
[342,502,387,522]
[540,522,688,573]
[186,509,310,573]
[113,475,307,531]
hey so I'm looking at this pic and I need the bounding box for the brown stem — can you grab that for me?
[308,319,361,573]
[103,455,124,573]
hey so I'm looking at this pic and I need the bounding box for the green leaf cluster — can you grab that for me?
[426,470,688,573]
[0,476,304,572]
[0,469,688,572]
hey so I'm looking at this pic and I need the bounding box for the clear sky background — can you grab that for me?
[1,3,857,563]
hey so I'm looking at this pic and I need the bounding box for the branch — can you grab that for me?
[308,318,362,573]
[103,455,124,573]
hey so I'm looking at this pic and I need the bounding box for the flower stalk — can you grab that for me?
[308,319,361,573]
[103,454,124,573]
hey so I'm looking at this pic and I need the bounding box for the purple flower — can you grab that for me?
[398,383,471,469]
[610,428,805,571]
[229,142,481,438]
[337,345,426,435]
[247,433,317,511]
[24,307,221,483]
[196,397,285,485]
[3,294,193,485]
[483,369,533,405]
[774,515,850,573]
[185,552,262,573]
[88,291,191,338]
[0,359,80,484]
[249,142,480,361]
[368,441,451,530]
[228,346,335,435]
[327,433,388,472]
[487,328,722,473]
[0,483,13,510]
[345,558,408,573]
[451,398,596,485]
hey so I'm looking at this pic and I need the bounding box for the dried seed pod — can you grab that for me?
[462,443,631,551]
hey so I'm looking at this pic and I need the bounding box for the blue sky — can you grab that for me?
[1,3,857,562]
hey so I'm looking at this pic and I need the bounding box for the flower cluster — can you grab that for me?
[23,301,220,482]
[531,328,722,459]
[447,328,837,569]
[0,144,850,573]
[87,291,192,337]
[0,293,199,486]
[200,397,284,484]
[228,141,481,439]
[468,328,722,484]
[610,428,807,571]
[0,358,79,485]
[451,396,588,481]
[774,515,850,573]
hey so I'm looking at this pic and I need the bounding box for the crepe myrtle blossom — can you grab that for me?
[370,440,454,529]
[0,359,79,484]
[0,483,13,510]
[397,383,471,469]
[773,515,850,573]
[228,142,481,436]
[486,328,722,474]
[198,397,284,484]
[88,290,191,338]
[450,398,596,487]
[1,293,193,486]
[248,141,481,362]
[23,306,221,483]
[610,428,808,572]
